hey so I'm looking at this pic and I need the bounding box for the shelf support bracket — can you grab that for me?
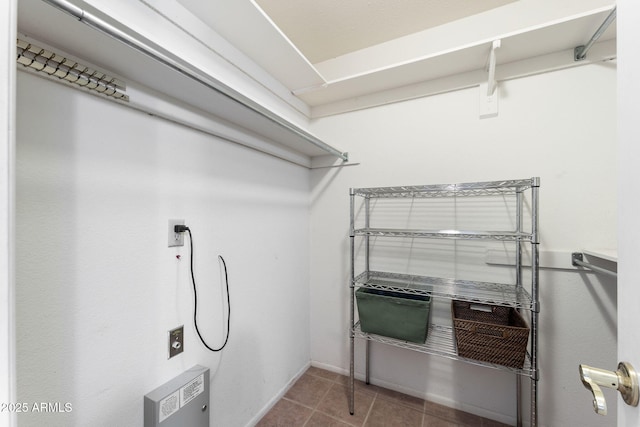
[574,7,617,61]
[486,39,501,96]
[479,40,501,119]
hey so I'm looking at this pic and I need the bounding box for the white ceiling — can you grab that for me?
[253,0,517,64]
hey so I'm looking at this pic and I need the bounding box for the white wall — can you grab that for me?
[1,1,17,427]
[309,63,617,426]
[15,71,310,427]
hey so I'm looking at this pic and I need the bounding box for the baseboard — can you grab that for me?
[245,361,311,427]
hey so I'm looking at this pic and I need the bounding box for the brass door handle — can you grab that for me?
[579,362,639,415]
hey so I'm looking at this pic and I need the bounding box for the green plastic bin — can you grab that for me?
[356,288,431,343]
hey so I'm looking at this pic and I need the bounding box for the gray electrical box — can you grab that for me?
[144,365,209,427]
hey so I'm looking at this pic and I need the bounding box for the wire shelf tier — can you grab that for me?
[352,322,534,378]
[354,228,533,242]
[354,270,533,309]
[352,179,537,198]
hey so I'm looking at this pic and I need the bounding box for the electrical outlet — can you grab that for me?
[168,325,184,359]
[168,219,185,247]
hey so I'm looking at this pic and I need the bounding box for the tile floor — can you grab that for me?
[256,366,511,427]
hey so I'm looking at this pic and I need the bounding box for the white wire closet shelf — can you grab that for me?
[354,271,533,310]
[352,179,536,198]
[354,228,533,241]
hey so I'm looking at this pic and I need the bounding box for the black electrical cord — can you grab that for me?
[178,225,231,352]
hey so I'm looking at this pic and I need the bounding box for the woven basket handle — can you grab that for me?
[472,326,510,339]
[469,304,493,312]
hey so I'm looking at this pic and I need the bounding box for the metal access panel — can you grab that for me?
[144,365,209,427]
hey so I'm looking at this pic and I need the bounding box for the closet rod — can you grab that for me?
[571,253,617,278]
[574,6,617,61]
[40,0,348,162]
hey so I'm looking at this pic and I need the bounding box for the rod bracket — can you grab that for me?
[574,46,586,61]
[571,252,584,266]
[571,252,617,278]
[574,7,616,62]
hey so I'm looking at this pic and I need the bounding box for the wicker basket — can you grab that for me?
[452,301,529,368]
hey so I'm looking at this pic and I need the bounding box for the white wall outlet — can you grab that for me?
[168,219,185,247]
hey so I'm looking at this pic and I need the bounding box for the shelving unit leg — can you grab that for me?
[349,189,355,416]
[530,179,540,427]
[349,326,354,415]
[349,282,355,415]
[531,376,538,427]
[364,196,371,385]
[515,189,523,427]
[365,341,371,384]
[516,376,522,427]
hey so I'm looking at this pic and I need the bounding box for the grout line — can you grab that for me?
[282,396,316,411]
[307,369,343,384]
[360,393,377,427]
[315,408,359,427]
[314,380,334,410]
[300,408,314,427]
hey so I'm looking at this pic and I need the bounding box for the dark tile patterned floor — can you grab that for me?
[256,366,511,427]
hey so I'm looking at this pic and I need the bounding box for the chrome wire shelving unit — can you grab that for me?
[349,178,540,427]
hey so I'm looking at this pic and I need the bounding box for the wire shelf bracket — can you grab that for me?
[574,6,617,61]
[571,252,617,278]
